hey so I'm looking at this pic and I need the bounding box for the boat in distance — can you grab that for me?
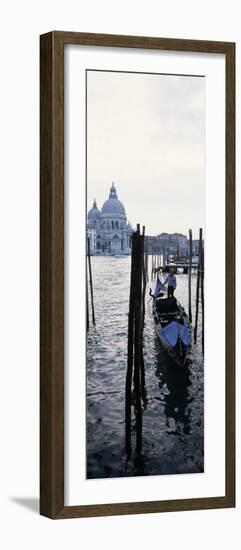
[150,277,191,367]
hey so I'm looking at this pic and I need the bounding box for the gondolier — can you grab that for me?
[164,271,177,298]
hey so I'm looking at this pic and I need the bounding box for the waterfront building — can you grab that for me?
[157,233,188,255]
[145,233,188,255]
[144,236,162,254]
[87,182,132,255]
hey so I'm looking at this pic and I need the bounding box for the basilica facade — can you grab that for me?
[87,182,132,255]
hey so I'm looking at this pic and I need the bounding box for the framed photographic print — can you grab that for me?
[40,31,235,519]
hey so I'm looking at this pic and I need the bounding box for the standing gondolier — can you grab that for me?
[164,270,177,298]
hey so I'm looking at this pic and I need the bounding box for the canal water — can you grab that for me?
[87,256,204,479]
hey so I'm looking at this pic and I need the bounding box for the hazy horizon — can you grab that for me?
[87,70,205,239]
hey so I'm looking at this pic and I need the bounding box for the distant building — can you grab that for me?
[145,236,162,254]
[157,233,188,255]
[87,182,132,255]
[145,232,188,255]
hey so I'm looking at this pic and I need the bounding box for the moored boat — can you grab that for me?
[150,277,191,366]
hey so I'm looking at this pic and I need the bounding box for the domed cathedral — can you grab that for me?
[87,182,132,255]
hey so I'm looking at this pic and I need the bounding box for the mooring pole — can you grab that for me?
[133,230,144,453]
[194,228,202,343]
[188,229,192,323]
[145,253,149,283]
[201,240,204,354]
[142,227,146,329]
[87,237,95,326]
[86,269,89,332]
[125,231,137,457]
[126,224,146,456]
[140,227,146,395]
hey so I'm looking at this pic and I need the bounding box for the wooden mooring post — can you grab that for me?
[194,228,203,344]
[142,227,146,330]
[201,240,204,354]
[145,253,149,283]
[188,229,192,323]
[87,237,95,327]
[86,270,89,332]
[133,227,144,454]
[125,224,146,457]
[140,227,146,395]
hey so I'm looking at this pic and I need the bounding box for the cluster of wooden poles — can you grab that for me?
[188,228,204,354]
[125,224,149,458]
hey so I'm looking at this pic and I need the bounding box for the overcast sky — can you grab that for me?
[87,70,205,239]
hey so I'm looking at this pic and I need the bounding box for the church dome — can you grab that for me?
[88,199,101,223]
[101,182,126,216]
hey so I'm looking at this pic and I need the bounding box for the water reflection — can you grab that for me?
[125,353,147,461]
[124,337,196,478]
[154,339,192,437]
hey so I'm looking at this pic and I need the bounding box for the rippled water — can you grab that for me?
[87,256,204,478]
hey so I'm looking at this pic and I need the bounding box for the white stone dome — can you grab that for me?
[101,182,126,217]
[88,199,101,223]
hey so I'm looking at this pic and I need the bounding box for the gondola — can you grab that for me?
[150,277,191,367]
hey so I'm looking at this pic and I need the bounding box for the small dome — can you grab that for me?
[101,182,126,216]
[88,199,101,223]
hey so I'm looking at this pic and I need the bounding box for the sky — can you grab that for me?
[87,70,205,239]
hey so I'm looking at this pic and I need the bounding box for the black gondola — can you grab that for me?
[151,277,191,366]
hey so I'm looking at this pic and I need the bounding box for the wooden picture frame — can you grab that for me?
[40,31,235,519]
